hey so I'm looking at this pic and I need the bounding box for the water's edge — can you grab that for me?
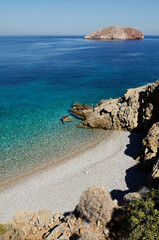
[0,130,113,191]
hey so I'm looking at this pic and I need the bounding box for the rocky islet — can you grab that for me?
[84,26,144,40]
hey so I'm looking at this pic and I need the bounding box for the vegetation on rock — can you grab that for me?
[0,224,6,235]
[108,189,159,240]
[127,189,159,240]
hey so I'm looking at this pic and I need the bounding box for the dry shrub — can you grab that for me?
[76,186,113,225]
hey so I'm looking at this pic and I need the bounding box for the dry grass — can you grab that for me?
[76,185,113,225]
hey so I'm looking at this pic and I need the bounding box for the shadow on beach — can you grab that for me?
[124,132,144,159]
[110,132,148,203]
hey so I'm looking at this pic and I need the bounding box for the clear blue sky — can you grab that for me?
[0,0,159,35]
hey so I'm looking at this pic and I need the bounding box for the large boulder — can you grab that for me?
[73,80,159,131]
[84,26,144,40]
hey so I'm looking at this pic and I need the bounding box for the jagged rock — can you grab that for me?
[84,26,144,40]
[136,122,159,171]
[7,209,62,239]
[4,209,111,240]
[61,115,74,123]
[152,159,159,179]
[71,102,93,120]
[74,80,159,131]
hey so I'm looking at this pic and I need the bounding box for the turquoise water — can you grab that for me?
[0,36,159,180]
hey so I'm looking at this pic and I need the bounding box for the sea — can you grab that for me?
[0,35,159,181]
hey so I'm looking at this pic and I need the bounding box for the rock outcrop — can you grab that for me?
[71,102,93,120]
[0,186,118,240]
[84,26,144,40]
[72,80,159,132]
[61,115,74,123]
[136,122,159,171]
[0,209,111,240]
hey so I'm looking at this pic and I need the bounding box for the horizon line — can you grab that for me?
[0,34,159,37]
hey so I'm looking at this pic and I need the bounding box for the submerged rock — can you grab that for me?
[84,26,144,40]
[73,80,159,132]
[61,115,74,123]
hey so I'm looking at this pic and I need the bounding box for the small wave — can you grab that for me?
[125,53,144,57]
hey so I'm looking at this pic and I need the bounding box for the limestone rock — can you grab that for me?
[84,26,144,40]
[73,80,159,131]
[4,208,111,240]
[71,102,93,120]
[136,122,159,171]
[61,115,74,123]
[7,209,62,239]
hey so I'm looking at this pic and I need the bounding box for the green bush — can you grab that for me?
[127,189,159,240]
[0,224,6,235]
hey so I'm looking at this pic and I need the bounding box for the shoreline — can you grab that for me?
[0,130,111,191]
[0,130,147,223]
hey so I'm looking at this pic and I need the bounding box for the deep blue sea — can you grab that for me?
[0,35,159,181]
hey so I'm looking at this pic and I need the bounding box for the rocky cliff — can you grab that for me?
[136,122,159,181]
[84,26,144,40]
[72,80,159,132]
[71,80,159,182]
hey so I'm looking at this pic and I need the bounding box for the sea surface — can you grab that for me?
[0,35,159,181]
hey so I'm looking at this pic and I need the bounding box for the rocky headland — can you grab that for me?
[71,80,159,181]
[72,80,159,132]
[84,26,144,40]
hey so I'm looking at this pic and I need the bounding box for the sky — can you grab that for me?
[0,0,159,35]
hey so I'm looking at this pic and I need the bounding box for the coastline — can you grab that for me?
[0,130,147,223]
[0,130,110,191]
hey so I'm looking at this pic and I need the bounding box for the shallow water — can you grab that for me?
[0,35,159,180]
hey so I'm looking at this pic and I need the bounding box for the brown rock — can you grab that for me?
[75,80,159,132]
[136,122,159,171]
[71,102,93,120]
[61,115,74,123]
[4,208,112,240]
[84,26,144,40]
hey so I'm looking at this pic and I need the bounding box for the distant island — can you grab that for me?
[84,26,144,40]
